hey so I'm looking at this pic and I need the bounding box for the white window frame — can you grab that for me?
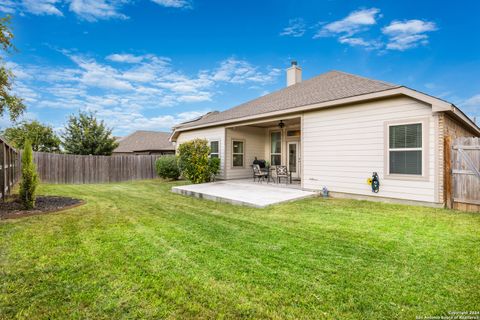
[384,118,429,181]
[270,130,282,166]
[209,140,220,158]
[231,139,245,168]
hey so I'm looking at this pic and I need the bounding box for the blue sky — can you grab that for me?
[1,0,479,136]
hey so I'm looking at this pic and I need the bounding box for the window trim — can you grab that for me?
[209,140,220,159]
[270,130,282,166]
[384,118,430,181]
[231,139,245,168]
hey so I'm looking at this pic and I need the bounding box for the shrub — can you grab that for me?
[209,157,221,179]
[177,139,213,184]
[155,155,180,180]
[19,140,39,209]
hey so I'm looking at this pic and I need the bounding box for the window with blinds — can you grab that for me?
[232,140,244,167]
[389,123,422,175]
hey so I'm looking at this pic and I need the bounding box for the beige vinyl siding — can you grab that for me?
[176,127,226,179]
[225,126,266,179]
[302,96,438,203]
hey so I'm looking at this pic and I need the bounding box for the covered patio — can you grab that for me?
[171,179,316,208]
[224,116,302,183]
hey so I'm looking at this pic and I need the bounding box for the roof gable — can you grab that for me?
[175,70,399,129]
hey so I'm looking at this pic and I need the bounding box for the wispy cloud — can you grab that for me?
[23,0,63,16]
[464,94,480,107]
[382,20,437,51]
[314,8,381,38]
[7,52,279,133]
[0,0,192,21]
[282,8,437,52]
[68,0,129,22]
[0,0,63,16]
[106,53,146,64]
[212,58,280,84]
[280,18,306,37]
[312,8,382,50]
[150,0,192,9]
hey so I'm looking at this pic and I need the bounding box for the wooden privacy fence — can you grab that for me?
[25,152,161,184]
[0,137,19,200]
[445,137,480,212]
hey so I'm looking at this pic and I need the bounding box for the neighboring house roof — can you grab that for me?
[113,130,175,153]
[174,71,399,130]
[171,70,480,138]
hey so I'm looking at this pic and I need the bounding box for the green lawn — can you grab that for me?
[1,180,479,319]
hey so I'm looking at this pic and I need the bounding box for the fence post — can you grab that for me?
[444,136,453,209]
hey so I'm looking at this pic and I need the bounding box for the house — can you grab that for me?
[170,62,480,207]
[113,130,175,155]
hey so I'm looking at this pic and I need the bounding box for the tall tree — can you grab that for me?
[0,15,26,121]
[62,111,118,155]
[19,140,39,210]
[2,120,61,152]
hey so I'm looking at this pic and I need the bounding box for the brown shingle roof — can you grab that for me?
[175,70,400,130]
[113,131,174,153]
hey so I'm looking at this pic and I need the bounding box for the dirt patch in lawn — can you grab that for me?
[0,196,84,220]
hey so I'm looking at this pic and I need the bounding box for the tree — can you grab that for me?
[19,140,39,209]
[61,111,118,155]
[177,139,219,184]
[0,15,26,121]
[3,121,61,152]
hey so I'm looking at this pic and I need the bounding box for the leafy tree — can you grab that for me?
[177,139,219,184]
[155,155,181,180]
[3,121,61,152]
[19,140,39,209]
[61,111,118,155]
[0,15,26,121]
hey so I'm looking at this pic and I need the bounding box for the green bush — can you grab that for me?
[19,140,39,209]
[178,139,218,184]
[209,157,221,179]
[155,155,180,180]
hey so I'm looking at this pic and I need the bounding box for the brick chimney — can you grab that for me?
[286,60,302,87]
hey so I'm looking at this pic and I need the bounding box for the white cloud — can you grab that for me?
[1,0,192,21]
[23,0,63,16]
[70,55,135,90]
[106,53,145,63]
[0,1,16,14]
[338,36,381,49]
[280,18,306,37]
[0,0,63,16]
[68,0,129,21]
[382,19,437,51]
[8,52,280,134]
[212,58,280,84]
[464,94,480,107]
[315,8,381,38]
[150,0,192,9]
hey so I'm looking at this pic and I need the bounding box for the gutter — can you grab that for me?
[170,86,480,141]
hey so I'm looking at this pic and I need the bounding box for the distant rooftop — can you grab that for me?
[113,130,174,153]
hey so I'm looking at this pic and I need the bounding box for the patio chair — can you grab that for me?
[253,164,269,183]
[276,165,292,184]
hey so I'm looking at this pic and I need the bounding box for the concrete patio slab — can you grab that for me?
[171,180,317,208]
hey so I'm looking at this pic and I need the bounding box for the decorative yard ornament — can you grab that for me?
[371,172,380,193]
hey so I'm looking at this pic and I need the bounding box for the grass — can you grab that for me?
[1,180,479,319]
